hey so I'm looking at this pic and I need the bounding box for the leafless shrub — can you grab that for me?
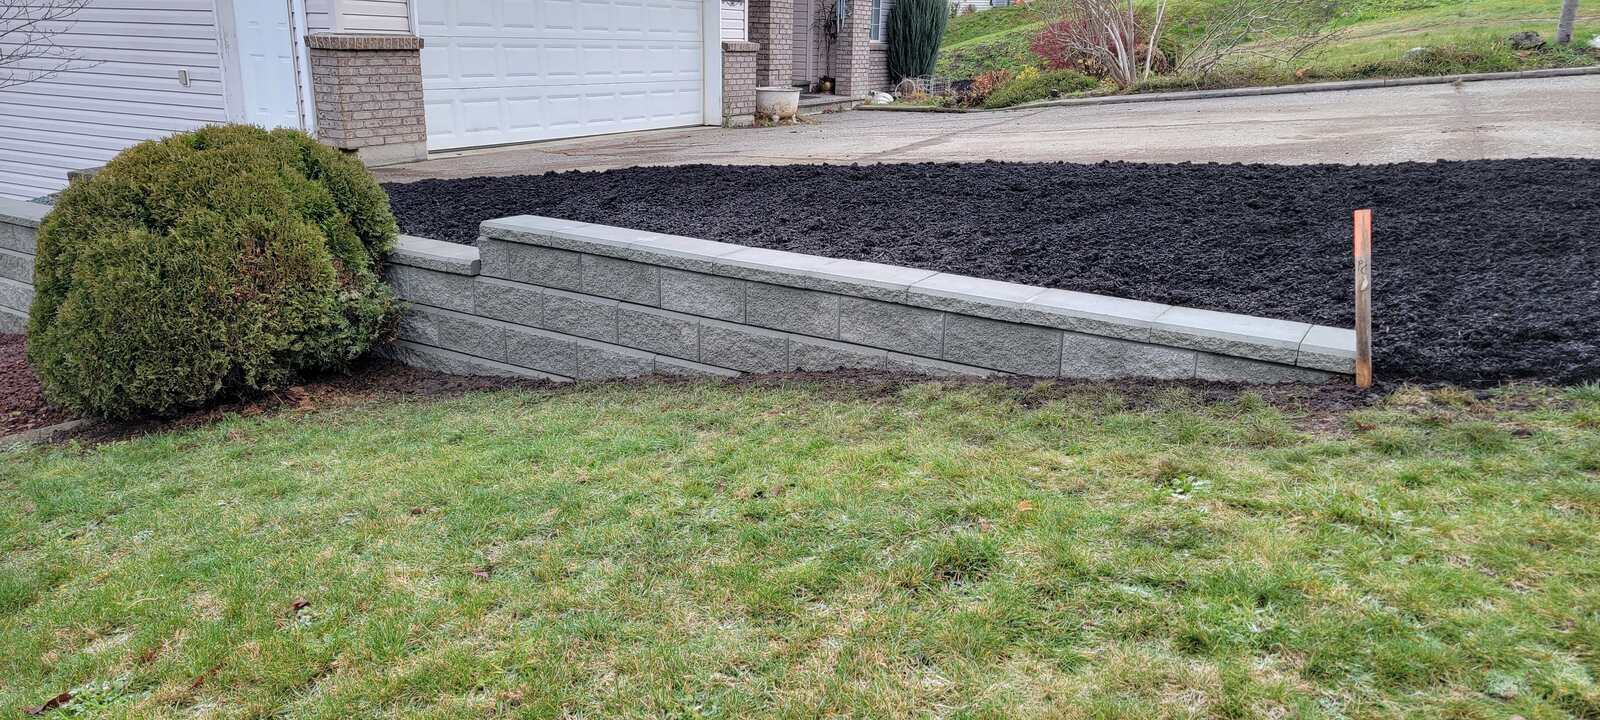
[1175,0,1345,77]
[1,0,93,91]
[1032,0,1344,88]
[1030,0,1168,88]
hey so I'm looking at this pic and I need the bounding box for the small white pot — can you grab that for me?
[754,86,801,121]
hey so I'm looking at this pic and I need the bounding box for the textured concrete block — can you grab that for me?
[906,273,1042,323]
[473,277,542,327]
[543,288,618,342]
[435,312,507,362]
[789,337,886,371]
[942,314,1062,376]
[0,276,33,313]
[506,326,577,376]
[480,238,583,291]
[0,197,47,229]
[1060,335,1196,380]
[1196,353,1334,384]
[886,353,1008,378]
[660,268,745,321]
[838,297,943,356]
[387,264,476,313]
[390,235,480,275]
[618,305,699,359]
[745,282,839,337]
[0,305,24,334]
[716,247,919,303]
[396,307,507,362]
[655,356,741,378]
[1149,306,1309,365]
[575,341,655,380]
[383,341,568,381]
[581,254,660,305]
[1298,325,1357,373]
[0,248,33,284]
[0,222,36,254]
[700,321,788,373]
[1024,289,1169,341]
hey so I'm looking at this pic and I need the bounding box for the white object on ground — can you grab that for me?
[869,91,894,105]
[755,86,801,121]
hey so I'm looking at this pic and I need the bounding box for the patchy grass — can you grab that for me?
[4,379,1600,718]
[934,0,1596,86]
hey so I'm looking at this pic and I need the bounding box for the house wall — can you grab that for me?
[0,1,229,201]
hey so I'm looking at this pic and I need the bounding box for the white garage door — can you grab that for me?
[417,0,705,150]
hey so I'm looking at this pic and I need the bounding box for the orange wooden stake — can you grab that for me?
[1353,208,1373,388]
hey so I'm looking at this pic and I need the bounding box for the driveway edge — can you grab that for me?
[859,65,1600,113]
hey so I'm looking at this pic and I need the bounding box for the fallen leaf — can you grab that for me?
[1016,500,1035,512]
[189,663,222,691]
[409,507,425,516]
[22,691,72,716]
[291,597,311,613]
[472,568,492,580]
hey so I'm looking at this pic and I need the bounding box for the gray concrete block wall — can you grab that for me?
[0,199,42,334]
[382,223,1353,386]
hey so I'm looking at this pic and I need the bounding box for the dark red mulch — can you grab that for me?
[383,159,1600,386]
[0,334,76,437]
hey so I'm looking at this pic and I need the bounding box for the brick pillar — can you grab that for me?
[748,0,794,87]
[832,0,872,97]
[722,41,760,126]
[306,34,427,166]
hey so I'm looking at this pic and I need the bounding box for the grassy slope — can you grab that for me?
[935,0,1597,82]
[5,380,1600,718]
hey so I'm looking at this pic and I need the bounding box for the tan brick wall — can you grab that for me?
[722,41,760,125]
[869,43,890,92]
[832,0,873,96]
[748,0,794,87]
[307,33,427,165]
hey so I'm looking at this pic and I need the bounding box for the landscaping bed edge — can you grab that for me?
[385,219,1354,383]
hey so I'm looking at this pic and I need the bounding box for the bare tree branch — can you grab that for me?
[0,0,94,91]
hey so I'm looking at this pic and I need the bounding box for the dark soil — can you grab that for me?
[384,160,1600,385]
[0,334,75,437]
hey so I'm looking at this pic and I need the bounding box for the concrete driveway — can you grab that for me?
[374,75,1600,182]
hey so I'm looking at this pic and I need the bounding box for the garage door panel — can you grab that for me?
[420,0,705,150]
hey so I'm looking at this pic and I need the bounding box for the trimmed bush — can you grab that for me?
[28,125,398,418]
[982,68,1097,108]
[886,0,948,82]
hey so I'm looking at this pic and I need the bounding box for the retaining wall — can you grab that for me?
[385,215,1355,383]
[0,199,41,334]
[0,198,1357,384]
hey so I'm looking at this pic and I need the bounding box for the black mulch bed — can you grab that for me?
[384,159,1600,385]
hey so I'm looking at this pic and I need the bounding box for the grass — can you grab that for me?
[5,378,1600,718]
[933,0,1597,86]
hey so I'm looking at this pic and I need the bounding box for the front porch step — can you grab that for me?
[797,94,863,116]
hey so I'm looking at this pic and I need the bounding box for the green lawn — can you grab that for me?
[5,378,1600,718]
[934,0,1597,85]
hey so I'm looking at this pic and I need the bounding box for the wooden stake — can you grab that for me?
[1353,208,1373,388]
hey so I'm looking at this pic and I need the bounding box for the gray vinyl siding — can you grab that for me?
[0,0,227,200]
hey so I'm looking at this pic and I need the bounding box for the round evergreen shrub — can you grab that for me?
[28,124,399,418]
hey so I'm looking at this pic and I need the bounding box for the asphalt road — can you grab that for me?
[374,75,1600,182]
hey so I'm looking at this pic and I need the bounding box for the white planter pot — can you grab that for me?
[754,86,801,121]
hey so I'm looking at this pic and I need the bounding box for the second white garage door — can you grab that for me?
[417,0,705,150]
